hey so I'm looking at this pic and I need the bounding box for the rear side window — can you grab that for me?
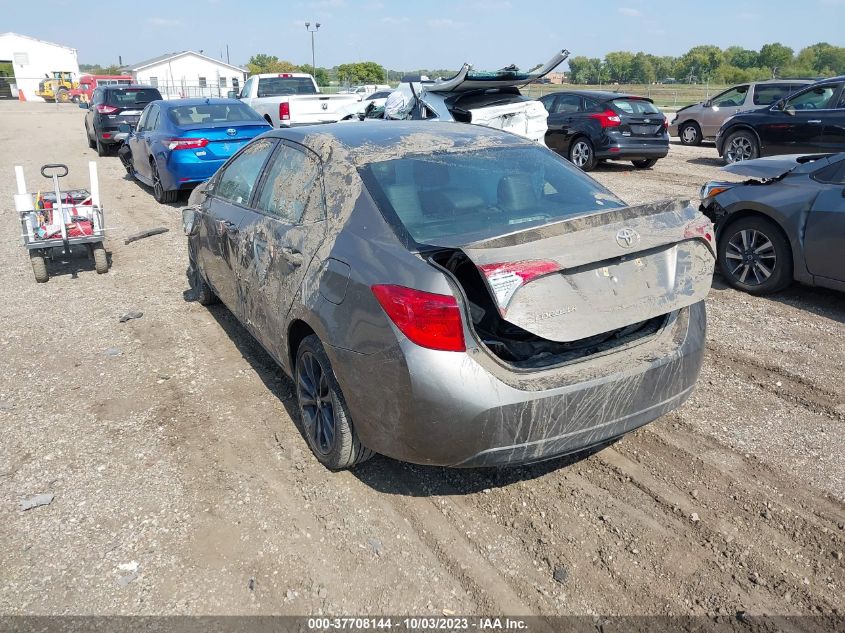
[213,139,276,206]
[167,103,265,126]
[753,84,802,106]
[552,94,581,114]
[106,88,162,107]
[610,98,660,115]
[359,146,625,247]
[257,77,317,97]
[255,144,325,223]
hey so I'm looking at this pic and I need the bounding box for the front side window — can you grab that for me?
[712,86,749,107]
[136,104,152,130]
[359,146,625,247]
[213,139,275,206]
[812,160,845,185]
[255,144,325,223]
[785,85,838,110]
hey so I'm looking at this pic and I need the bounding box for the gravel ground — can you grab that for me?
[0,102,843,617]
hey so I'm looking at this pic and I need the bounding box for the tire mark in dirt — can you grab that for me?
[706,341,844,420]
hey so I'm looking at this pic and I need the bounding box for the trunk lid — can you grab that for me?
[459,199,714,343]
[286,95,361,123]
[177,124,271,160]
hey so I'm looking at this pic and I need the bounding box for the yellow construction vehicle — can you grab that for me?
[36,72,78,103]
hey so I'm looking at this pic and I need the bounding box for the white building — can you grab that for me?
[0,33,80,101]
[124,51,247,99]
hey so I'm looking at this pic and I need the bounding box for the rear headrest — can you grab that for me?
[413,160,449,188]
[498,174,537,212]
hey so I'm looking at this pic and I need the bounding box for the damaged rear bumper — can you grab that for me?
[329,301,706,468]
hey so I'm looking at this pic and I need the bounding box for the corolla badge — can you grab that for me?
[616,227,640,248]
[226,128,237,136]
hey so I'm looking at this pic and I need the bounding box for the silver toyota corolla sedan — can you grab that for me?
[182,121,715,470]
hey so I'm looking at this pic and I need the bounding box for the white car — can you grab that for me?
[336,90,393,121]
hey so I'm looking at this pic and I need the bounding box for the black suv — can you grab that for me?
[82,85,162,156]
[538,90,669,171]
[716,76,845,163]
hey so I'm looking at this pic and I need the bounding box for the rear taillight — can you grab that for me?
[279,102,290,122]
[663,117,669,129]
[95,104,118,114]
[684,216,715,253]
[477,260,561,310]
[371,285,466,352]
[167,138,209,151]
[590,109,621,128]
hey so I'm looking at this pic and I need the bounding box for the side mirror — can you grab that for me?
[78,101,89,109]
[703,100,711,108]
[785,105,796,117]
[118,123,132,134]
[227,90,238,99]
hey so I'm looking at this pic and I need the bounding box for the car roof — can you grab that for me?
[542,89,650,101]
[101,84,158,91]
[267,120,534,165]
[158,98,243,108]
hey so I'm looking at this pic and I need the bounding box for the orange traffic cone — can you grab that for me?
[18,89,26,102]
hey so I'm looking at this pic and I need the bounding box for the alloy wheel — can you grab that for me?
[726,136,755,162]
[297,351,335,456]
[153,165,164,201]
[571,141,592,168]
[724,228,777,286]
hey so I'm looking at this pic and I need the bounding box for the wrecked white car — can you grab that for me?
[377,50,570,144]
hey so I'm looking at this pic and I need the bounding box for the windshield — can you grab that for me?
[106,88,161,107]
[610,98,660,115]
[167,103,265,126]
[257,77,317,97]
[359,146,625,247]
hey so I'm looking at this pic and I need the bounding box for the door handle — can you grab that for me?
[281,246,303,267]
[808,120,822,124]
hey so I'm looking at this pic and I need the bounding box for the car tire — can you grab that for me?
[295,334,374,470]
[30,252,48,283]
[569,137,597,171]
[679,121,702,146]
[95,137,108,157]
[86,125,96,149]
[152,161,178,204]
[92,244,108,274]
[717,215,792,295]
[723,130,759,164]
[632,159,658,169]
[187,250,218,306]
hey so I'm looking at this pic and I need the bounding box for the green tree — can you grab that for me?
[724,47,759,70]
[246,54,298,75]
[795,42,845,75]
[298,65,330,86]
[336,61,386,84]
[629,52,656,84]
[676,45,724,82]
[759,43,794,78]
[568,56,604,84]
[604,51,634,82]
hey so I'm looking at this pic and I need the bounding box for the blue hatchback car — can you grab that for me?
[119,98,271,203]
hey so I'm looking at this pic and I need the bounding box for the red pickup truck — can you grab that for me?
[69,75,133,103]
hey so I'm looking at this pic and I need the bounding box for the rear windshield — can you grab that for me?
[359,146,626,247]
[610,98,660,115]
[167,103,265,126]
[257,77,317,97]
[753,83,804,105]
[106,88,161,107]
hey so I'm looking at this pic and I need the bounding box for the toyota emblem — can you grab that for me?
[616,228,640,248]
[321,102,328,111]
[226,128,237,136]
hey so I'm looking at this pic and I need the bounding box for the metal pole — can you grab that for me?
[305,22,320,76]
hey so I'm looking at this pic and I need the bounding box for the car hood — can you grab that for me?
[720,153,835,179]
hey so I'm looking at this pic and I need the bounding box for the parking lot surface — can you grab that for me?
[1,102,843,616]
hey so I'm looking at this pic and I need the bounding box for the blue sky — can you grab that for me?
[3,0,844,70]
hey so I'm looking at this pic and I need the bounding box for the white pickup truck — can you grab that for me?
[236,73,360,128]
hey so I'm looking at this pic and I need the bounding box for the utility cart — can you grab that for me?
[14,162,108,283]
